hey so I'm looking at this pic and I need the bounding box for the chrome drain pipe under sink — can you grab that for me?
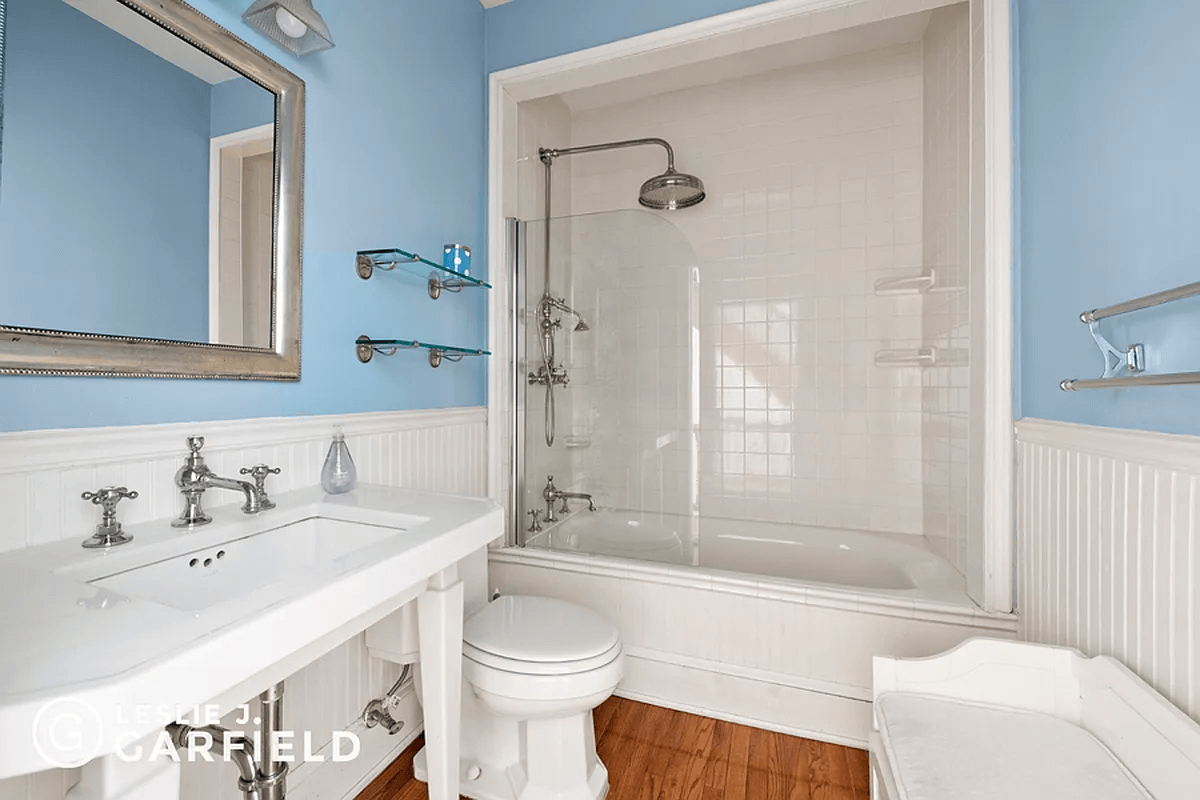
[166,682,288,800]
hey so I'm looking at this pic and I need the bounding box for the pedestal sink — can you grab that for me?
[0,484,502,800]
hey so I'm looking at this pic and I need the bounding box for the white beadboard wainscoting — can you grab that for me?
[0,406,487,800]
[490,548,1016,747]
[1016,418,1200,724]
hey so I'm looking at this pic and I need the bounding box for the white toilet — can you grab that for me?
[408,593,624,800]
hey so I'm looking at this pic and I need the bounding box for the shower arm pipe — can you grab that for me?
[539,137,676,171]
[538,136,679,293]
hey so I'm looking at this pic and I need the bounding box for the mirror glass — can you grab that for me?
[0,0,277,347]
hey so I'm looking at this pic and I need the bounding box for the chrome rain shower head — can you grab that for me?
[639,168,706,211]
[541,138,706,212]
[574,319,590,332]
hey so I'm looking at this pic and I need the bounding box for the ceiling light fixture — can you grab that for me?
[242,0,334,57]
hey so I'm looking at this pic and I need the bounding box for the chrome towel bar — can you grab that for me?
[1063,278,1200,390]
[1079,280,1200,323]
[1061,372,1200,391]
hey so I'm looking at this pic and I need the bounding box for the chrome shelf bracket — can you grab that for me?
[356,337,407,363]
[355,252,421,280]
[427,274,472,300]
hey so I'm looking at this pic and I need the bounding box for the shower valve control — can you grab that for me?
[527,508,544,533]
[528,365,569,387]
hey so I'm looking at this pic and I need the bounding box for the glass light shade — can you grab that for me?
[243,0,333,56]
[274,7,308,38]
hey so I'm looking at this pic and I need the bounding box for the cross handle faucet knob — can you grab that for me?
[240,464,281,488]
[240,465,282,511]
[82,486,139,516]
[80,487,138,549]
[186,436,205,454]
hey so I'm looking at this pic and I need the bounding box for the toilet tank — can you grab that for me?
[365,548,488,665]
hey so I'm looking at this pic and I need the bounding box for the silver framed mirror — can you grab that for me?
[0,0,304,380]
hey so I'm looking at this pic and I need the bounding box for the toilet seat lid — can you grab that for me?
[464,638,622,677]
[464,595,620,665]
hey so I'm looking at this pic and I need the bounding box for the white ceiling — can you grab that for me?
[64,0,240,84]
[558,11,933,112]
[480,0,515,7]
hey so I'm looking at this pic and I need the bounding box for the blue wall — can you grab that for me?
[1016,0,1200,435]
[210,76,275,138]
[484,0,770,72]
[10,0,1194,436]
[0,0,210,342]
[0,0,487,432]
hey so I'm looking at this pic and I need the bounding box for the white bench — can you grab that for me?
[870,638,1200,800]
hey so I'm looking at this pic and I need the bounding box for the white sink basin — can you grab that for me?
[89,516,421,612]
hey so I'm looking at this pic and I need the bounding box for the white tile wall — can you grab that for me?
[0,407,487,799]
[567,43,930,534]
[1016,418,1200,725]
[920,4,972,572]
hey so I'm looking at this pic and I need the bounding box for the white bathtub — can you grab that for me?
[528,510,966,603]
[497,509,1017,747]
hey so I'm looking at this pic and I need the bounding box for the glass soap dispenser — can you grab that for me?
[321,430,357,494]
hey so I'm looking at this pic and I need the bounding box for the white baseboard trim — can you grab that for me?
[288,688,422,800]
[618,647,872,748]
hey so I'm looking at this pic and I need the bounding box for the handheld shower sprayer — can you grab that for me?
[542,296,589,332]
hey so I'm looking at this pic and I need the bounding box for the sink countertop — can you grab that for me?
[0,484,503,779]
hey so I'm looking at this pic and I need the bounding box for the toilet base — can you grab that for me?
[415,747,610,800]
[413,706,611,800]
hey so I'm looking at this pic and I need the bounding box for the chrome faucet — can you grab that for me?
[541,474,596,523]
[172,436,280,528]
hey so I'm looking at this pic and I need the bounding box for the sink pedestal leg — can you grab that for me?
[67,733,180,800]
[418,565,464,800]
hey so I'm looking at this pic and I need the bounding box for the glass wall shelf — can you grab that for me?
[355,248,491,299]
[356,336,490,368]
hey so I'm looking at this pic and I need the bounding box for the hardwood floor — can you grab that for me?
[355,697,871,800]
